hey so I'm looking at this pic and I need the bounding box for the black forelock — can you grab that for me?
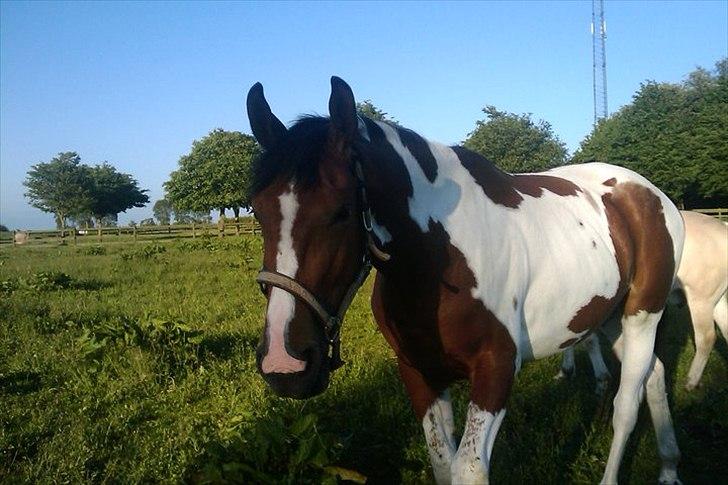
[249,115,331,197]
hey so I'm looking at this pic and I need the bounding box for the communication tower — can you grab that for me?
[591,0,608,124]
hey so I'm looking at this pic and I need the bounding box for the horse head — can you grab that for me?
[247,77,368,399]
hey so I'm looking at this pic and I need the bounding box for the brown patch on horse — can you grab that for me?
[603,177,617,186]
[452,147,581,208]
[603,182,675,316]
[568,295,622,333]
[512,174,582,199]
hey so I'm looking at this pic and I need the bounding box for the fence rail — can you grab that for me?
[2,208,726,247]
[693,208,728,222]
[0,219,261,247]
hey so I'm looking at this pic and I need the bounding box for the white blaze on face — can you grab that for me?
[261,186,307,374]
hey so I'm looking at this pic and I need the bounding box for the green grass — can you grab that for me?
[1,237,726,483]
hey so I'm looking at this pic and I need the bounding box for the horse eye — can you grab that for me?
[330,205,352,225]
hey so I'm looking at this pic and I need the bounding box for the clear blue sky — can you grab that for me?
[1,1,726,229]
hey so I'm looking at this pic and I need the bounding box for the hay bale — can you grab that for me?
[14,231,29,245]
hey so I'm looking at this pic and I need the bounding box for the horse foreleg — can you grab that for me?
[451,350,515,484]
[397,361,455,485]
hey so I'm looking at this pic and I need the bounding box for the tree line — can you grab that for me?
[22,58,727,229]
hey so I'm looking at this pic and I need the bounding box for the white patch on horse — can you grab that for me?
[451,402,504,484]
[422,391,457,484]
[261,186,307,374]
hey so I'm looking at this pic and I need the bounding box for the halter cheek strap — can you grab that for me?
[256,259,372,370]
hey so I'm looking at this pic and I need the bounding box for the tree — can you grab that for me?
[165,129,259,217]
[0,224,8,232]
[173,209,211,224]
[153,199,173,225]
[23,152,94,230]
[87,163,149,224]
[463,106,568,173]
[356,100,398,125]
[573,59,728,207]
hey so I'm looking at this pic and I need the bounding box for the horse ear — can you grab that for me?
[247,82,287,150]
[328,76,357,140]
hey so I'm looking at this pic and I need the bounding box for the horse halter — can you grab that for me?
[256,153,389,371]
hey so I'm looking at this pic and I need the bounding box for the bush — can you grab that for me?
[81,245,107,256]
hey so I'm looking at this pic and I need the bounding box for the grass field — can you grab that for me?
[1,236,726,484]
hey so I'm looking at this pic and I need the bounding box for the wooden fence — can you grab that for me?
[693,208,728,222]
[0,219,261,247]
[2,208,726,248]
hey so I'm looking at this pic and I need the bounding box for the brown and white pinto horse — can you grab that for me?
[247,77,685,484]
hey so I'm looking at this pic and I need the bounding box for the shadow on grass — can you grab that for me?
[0,371,42,395]
[198,331,260,362]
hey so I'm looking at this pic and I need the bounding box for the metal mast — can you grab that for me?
[591,0,608,124]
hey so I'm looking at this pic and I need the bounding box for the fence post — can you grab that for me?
[12,230,16,247]
[218,218,224,238]
[118,227,121,237]
[97,226,102,243]
[133,226,137,243]
[73,228,77,246]
[192,222,196,239]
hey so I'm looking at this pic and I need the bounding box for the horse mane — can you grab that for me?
[249,115,331,197]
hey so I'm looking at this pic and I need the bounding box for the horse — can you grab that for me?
[246,77,685,484]
[559,210,728,392]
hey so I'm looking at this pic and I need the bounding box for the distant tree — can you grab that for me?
[99,214,118,227]
[23,152,94,230]
[463,106,568,173]
[173,209,211,224]
[87,163,149,224]
[165,129,259,217]
[153,199,173,225]
[0,224,8,232]
[140,218,156,226]
[356,100,398,125]
[573,59,728,207]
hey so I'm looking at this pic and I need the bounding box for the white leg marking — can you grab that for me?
[423,391,457,484]
[451,402,504,485]
[584,333,611,395]
[261,187,307,374]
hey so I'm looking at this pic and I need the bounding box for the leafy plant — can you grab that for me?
[81,245,107,256]
[26,271,73,291]
[196,412,353,484]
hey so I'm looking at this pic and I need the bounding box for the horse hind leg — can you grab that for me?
[714,291,727,342]
[584,332,611,396]
[602,315,681,485]
[685,296,718,391]
[556,346,576,380]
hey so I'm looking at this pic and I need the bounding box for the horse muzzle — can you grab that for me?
[256,342,331,399]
